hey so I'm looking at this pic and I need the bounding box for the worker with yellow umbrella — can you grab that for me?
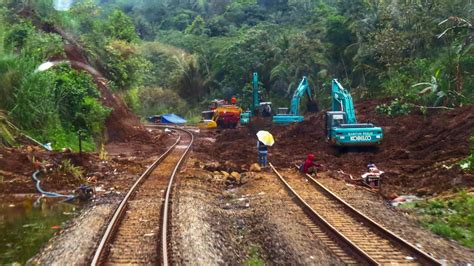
[256,130,274,168]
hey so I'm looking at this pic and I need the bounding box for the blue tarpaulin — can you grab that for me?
[160,113,187,124]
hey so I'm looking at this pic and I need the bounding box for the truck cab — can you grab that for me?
[326,111,383,146]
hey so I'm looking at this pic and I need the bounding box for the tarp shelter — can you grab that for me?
[160,113,187,124]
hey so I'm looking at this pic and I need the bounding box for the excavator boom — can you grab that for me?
[273,76,314,124]
[252,72,259,113]
[241,72,272,126]
[332,79,356,124]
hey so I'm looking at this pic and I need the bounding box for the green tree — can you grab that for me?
[103,9,138,42]
[185,15,206,35]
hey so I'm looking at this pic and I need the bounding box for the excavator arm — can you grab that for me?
[331,79,357,124]
[273,76,316,124]
[289,76,312,115]
[252,72,260,113]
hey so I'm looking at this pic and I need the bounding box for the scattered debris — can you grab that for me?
[390,195,421,207]
[249,163,261,172]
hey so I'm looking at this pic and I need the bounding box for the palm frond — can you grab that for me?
[0,110,18,147]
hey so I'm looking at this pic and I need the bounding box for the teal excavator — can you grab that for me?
[240,72,272,125]
[326,79,383,146]
[273,76,317,124]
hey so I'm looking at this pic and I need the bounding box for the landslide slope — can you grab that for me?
[204,100,474,196]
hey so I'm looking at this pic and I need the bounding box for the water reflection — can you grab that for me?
[0,197,80,264]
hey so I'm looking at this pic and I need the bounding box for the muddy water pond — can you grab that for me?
[0,197,80,264]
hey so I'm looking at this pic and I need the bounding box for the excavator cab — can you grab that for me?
[259,102,273,117]
[276,108,289,115]
[326,111,382,146]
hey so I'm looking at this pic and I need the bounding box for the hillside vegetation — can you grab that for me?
[0,0,472,150]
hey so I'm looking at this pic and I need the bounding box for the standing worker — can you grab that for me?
[231,96,237,105]
[257,140,268,167]
[256,130,274,168]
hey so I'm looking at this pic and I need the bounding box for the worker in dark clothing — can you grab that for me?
[300,154,321,175]
[262,104,272,117]
[257,140,268,167]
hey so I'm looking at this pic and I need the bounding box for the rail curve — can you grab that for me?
[91,126,194,265]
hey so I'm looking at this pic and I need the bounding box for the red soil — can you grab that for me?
[198,100,474,196]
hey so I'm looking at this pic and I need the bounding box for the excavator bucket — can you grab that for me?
[198,120,217,129]
[198,111,218,129]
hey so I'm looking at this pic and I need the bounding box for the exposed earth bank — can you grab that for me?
[200,100,474,197]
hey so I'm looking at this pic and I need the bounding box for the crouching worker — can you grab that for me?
[300,154,321,175]
[362,163,384,188]
[257,140,268,167]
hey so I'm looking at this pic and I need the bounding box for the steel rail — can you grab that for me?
[161,128,194,266]
[270,162,442,265]
[90,126,193,266]
[269,163,378,265]
[301,170,442,266]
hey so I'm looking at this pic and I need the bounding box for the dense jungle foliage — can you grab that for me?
[0,0,472,150]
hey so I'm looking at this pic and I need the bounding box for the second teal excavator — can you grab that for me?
[273,76,318,124]
[240,72,272,125]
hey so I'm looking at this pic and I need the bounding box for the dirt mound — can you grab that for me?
[204,100,474,196]
[0,137,165,194]
[194,128,256,170]
[273,101,474,195]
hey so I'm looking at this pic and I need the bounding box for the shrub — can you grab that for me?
[375,98,413,117]
[0,110,18,147]
[56,159,85,181]
[415,191,474,248]
[460,136,474,171]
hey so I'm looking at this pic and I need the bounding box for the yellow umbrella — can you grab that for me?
[256,130,275,146]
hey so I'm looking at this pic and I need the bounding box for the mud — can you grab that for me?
[0,129,168,196]
[201,101,474,196]
[20,121,474,264]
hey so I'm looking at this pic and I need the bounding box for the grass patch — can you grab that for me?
[30,129,96,152]
[55,159,85,182]
[460,136,473,172]
[411,191,474,248]
[245,245,264,266]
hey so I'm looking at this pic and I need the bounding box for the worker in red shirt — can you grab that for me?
[300,154,321,175]
[231,96,237,105]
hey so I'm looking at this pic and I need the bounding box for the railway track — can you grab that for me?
[269,163,441,266]
[91,127,194,266]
